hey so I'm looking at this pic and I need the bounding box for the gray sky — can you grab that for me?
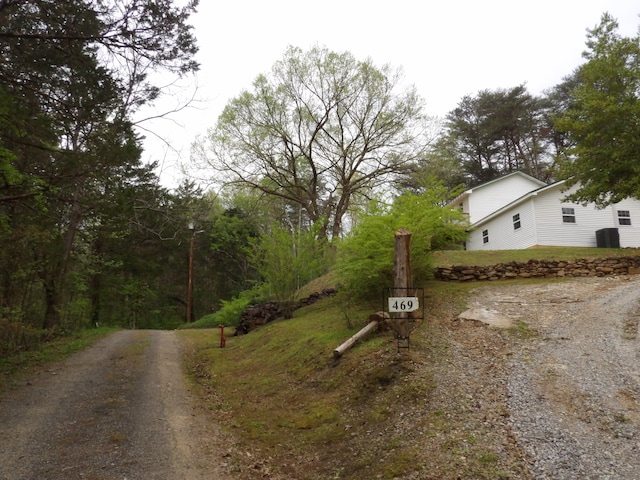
[136,0,640,188]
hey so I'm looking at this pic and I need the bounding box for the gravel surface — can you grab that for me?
[0,330,232,480]
[466,275,640,480]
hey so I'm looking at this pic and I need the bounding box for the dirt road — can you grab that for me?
[0,330,231,480]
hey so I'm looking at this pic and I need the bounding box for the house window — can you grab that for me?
[482,229,489,244]
[562,207,576,223]
[513,213,521,230]
[618,210,632,225]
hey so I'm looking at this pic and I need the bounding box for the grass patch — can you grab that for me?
[180,297,407,477]
[508,320,538,339]
[179,281,507,479]
[424,279,476,316]
[181,247,628,478]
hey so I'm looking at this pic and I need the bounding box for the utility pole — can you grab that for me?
[186,222,205,323]
[186,223,196,323]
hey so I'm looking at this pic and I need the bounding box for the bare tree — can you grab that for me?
[194,46,432,239]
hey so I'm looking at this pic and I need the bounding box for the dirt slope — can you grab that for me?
[0,330,232,480]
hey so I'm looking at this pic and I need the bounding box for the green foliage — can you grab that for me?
[554,13,640,206]
[441,85,554,186]
[189,298,250,329]
[182,286,267,329]
[336,186,468,301]
[411,135,468,195]
[0,326,117,385]
[0,319,51,356]
[198,45,429,239]
[250,223,330,315]
[207,205,261,300]
[0,0,200,335]
[215,295,254,326]
[335,205,397,302]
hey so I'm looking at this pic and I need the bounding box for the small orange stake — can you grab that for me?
[219,324,226,348]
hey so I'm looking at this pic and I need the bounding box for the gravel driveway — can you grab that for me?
[0,330,231,480]
[466,275,640,479]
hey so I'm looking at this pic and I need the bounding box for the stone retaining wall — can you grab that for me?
[235,287,337,335]
[435,256,640,282]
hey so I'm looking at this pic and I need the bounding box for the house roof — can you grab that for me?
[470,180,567,228]
[449,171,548,206]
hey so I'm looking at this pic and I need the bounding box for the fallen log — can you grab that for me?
[333,320,379,359]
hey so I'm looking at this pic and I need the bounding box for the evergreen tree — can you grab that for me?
[554,13,640,206]
[0,0,199,331]
[430,86,555,187]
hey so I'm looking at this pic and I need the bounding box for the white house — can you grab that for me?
[452,173,640,251]
[452,171,547,225]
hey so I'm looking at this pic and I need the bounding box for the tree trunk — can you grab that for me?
[42,279,59,330]
[40,182,86,330]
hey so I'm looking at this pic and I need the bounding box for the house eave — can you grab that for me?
[447,171,547,209]
[469,180,566,229]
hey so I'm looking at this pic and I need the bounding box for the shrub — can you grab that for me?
[336,187,468,301]
[249,223,330,317]
[181,286,267,329]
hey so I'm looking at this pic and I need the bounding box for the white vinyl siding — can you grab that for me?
[467,200,537,250]
[464,179,640,250]
[458,198,470,220]
[534,185,640,248]
[534,186,604,247]
[464,173,545,224]
[612,199,640,247]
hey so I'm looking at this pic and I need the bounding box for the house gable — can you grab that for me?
[451,172,547,224]
[467,197,538,250]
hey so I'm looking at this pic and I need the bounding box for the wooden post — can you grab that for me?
[331,312,388,359]
[333,320,379,359]
[393,228,412,338]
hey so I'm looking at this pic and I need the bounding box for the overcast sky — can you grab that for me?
[136,0,640,188]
